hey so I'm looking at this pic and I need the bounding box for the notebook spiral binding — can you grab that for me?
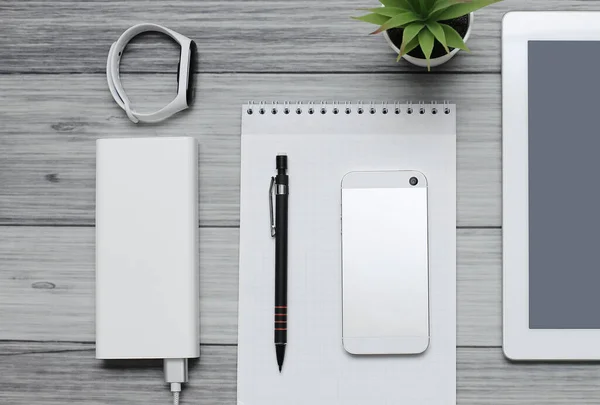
[245,101,452,116]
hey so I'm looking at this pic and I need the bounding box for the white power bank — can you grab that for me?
[96,137,199,360]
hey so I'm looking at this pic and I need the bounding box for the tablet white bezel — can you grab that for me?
[503,11,600,360]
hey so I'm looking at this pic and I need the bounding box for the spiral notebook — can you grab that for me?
[237,102,457,405]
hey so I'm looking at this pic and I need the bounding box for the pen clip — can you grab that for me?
[269,176,276,237]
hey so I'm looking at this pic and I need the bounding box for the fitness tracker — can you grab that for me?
[107,23,197,123]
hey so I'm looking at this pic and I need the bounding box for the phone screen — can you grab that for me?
[341,172,429,354]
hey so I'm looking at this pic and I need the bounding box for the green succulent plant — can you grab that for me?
[354,0,502,69]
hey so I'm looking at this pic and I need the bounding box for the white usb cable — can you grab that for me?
[164,358,188,405]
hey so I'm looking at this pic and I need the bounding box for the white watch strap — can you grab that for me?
[107,23,191,123]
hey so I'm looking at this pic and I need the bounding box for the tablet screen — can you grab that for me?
[528,41,600,329]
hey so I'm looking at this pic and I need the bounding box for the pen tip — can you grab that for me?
[276,344,286,373]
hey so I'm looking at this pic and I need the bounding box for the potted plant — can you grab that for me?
[354,0,502,70]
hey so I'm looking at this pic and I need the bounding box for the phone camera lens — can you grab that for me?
[409,177,418,186]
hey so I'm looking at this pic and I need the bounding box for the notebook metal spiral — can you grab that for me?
[244,101,453,116]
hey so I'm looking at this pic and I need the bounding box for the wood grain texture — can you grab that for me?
[0,341,92,356]
[0,226,238,345]
[0,343,236,405]
[0,73,501,227]
[0,226,266,342]
[0,226,500,346]
[2,343,600,404]
[2,1,600,74]
[1,0,596,401]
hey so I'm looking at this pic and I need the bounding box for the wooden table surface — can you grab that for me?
[2,1,600,404]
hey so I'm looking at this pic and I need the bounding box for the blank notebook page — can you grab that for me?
[237,103,456,405]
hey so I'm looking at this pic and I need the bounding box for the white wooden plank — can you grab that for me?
[458,229,500,347]
[0,343,236,405]
[1,344,600,404]
[1,1,598,73]
[457,348,600,404]
[0,341,92,356]
[0,226,500,346]
[0,226,238,345]
[0,73,501,227]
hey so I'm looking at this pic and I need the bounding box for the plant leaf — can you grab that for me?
[441,23,470,51]
[364,7,411,17]
[426,21,449,53]
[370,11,422,34]
[429,0,481,20]
[427,0,455,18]
[419,0,427,13]
[435,0,502,21]
[399,22,425,56]
[424,0,438,12]
[352,13,391,25]
[418,28,435,70]
[396,36,421,61]
[379,0,417,12]
[410,0,423,15]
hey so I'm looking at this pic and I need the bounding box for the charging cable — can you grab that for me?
[164,358,188,405]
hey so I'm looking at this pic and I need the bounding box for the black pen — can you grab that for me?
[269,155,289,372]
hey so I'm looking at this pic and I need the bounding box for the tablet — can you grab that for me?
[503,11,600,360]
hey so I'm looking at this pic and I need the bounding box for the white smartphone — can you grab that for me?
[341,171,429,355]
